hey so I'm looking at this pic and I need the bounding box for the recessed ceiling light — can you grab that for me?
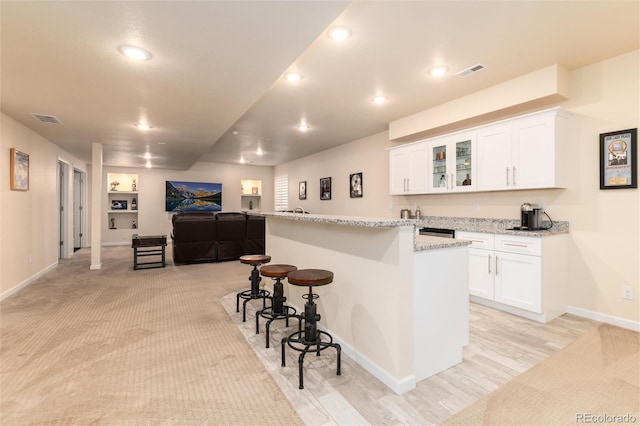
[297,123,310,132]
[256,148,263,156]
[430,65,449,76]
[373,95,388,104]
[143,152,152,159]
[135,123,152,131]
[118,45,152,61]
[145,161,152,168]
[284,72,303,82]
[327,26,352,41]
[239,157,246,164]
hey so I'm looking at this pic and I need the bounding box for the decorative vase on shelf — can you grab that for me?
[109,218,116,229]
[131,198,137,210]
[132,219,137,229]
[131,179,137,192]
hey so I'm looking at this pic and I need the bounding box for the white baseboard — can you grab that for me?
[0,262,59,301]
[288,301,417,395]
[330,332,416,395]
[566,306,640,332]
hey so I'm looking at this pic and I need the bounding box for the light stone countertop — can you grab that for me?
[251,211,417,228]
[249,212,569,252]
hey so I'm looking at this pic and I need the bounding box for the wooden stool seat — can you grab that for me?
[286,269,333,287]
[260,264,297,278]
[240,254,271,265]
[256,264,300,348]
[236,254,272,322]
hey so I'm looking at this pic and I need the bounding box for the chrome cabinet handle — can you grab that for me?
[488,254,492,274]
[451,174,454,189]
[504,242,528,248]
[506,167,510,186]
[513,166,517,186]
[495,255,499,275]
[406,178,410,192]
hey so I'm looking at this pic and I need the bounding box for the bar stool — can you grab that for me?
[256,264,300,348]
[237,254,271,322]
[281,269,341,389]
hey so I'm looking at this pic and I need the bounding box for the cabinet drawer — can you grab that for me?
[495,235,541,256]
[456,231,494,250]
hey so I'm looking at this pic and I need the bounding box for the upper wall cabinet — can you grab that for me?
[389,107,570,196]
[476,108,570,191]
[389,141,429,194]
[428,131,476,193]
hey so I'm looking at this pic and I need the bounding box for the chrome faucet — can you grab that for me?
[294,206,305,214]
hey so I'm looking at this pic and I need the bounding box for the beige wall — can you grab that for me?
[276,50,639,325]
[97,162,275,245]
[274,131,394,216]
[1,114,87,296]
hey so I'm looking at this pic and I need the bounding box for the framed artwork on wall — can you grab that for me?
[350,172,363,198]
[10,148,29,191]
[320,177,331,200]
[299,181,307,200]
[599,128,637,189]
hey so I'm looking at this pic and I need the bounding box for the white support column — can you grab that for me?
[90,143,102,270]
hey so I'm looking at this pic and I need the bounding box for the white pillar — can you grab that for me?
[90,143,102,270]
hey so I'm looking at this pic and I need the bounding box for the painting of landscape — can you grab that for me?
[165,181,222,212]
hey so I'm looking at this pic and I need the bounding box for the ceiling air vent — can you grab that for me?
[455,63,487,78]
[31,113,63,125]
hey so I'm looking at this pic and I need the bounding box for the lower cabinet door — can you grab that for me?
[494,251,542,313]
[468,247,494,299]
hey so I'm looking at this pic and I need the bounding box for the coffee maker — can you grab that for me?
[520,203,543,230]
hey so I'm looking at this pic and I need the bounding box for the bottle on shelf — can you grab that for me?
[415,206,421,219]
[463,174,471,186]
[131,198,137,210]
[439,175,446,188]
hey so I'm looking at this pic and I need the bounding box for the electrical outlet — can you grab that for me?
[622,285,634,300]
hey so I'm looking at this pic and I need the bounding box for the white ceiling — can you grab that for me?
[2,1,639,170]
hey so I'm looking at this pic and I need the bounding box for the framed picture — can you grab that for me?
[600,128,637,189]
[10,148,29,191]
[320,177,331,200]
[350,172,363,198]
[111,200,128,210]
[299,181,307,200]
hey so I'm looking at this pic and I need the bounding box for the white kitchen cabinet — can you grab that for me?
[428,132,475,193]
[476,108,570,191]
[389,141,429,194]
[457,231,545,317]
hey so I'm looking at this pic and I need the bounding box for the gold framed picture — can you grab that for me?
[10,148,29,191]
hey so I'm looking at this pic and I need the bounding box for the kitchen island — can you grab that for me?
[250,212,470,394]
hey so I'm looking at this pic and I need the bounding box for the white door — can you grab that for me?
[467,247,494,299]
[476,123,512,191]
[408,144,429,194]
[73,169,84,250]
[494,251,542,313]
[512,113,555,189]
[389,148,411,194]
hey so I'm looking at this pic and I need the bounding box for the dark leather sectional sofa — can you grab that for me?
[171,212,265,264]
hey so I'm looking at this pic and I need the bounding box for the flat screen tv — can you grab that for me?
[165,180,222,212]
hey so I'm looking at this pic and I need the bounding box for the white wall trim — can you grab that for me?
[0,262,58,301]
[566,305,640,332]
[307,316,416,395]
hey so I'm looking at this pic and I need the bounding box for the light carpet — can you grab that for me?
[0,246,303,425]
[444,323,640,425]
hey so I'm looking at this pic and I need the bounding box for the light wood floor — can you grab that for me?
[221,292,600,425]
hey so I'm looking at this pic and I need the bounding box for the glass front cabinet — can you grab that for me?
[429,132,476,193]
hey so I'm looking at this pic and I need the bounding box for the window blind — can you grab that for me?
[274,174,288,212]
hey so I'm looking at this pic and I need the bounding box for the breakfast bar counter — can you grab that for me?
[250,212,469,394]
